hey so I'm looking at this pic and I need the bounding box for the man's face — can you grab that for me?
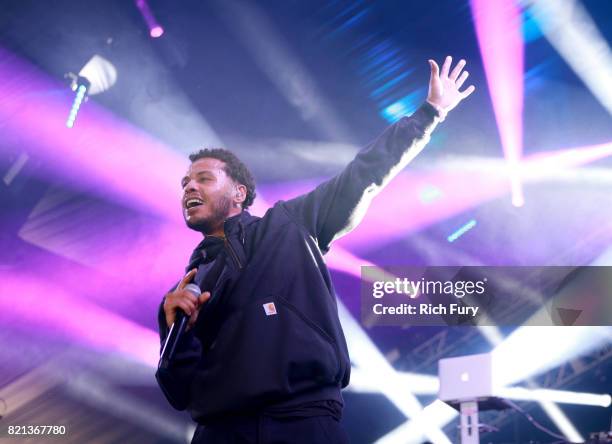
[181,158,236,234]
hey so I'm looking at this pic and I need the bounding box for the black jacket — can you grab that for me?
[156,103,440,424]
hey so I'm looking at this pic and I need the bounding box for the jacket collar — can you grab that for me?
[186,210,257,271]
[223,210,260,238]
[222,211,246,236]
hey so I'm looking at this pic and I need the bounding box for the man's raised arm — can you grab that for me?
[282,56,475,253]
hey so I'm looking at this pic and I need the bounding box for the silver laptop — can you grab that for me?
[438,352,493,403]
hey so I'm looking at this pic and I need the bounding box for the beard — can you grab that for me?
[185,193,233,234]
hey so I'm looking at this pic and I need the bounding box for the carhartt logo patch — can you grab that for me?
[263,302,277,316]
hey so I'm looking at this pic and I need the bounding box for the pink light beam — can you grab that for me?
[0,272,160,367]
[471,0,525,207]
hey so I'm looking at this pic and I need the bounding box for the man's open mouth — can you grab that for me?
[185,198,204,209]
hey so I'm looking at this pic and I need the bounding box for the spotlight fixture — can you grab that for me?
[135,0,165,39]
[64,55,117,128]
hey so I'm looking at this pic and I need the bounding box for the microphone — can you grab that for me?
[158,245,228,370]
[158,283,201,370]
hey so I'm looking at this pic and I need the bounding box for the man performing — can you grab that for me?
[156,56,475,443]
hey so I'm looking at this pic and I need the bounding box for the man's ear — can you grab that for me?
[234,184,247,204]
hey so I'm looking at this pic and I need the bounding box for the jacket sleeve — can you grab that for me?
[282,102,440,252]
[155,295,202,411]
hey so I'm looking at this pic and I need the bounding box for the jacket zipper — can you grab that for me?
[225,238,243,269]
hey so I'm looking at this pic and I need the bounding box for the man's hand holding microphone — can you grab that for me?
[163,268,211,330]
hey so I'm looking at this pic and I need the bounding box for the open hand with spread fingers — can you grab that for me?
[426,55,476,120]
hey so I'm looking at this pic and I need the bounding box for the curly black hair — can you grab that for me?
[188,148,256,210]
